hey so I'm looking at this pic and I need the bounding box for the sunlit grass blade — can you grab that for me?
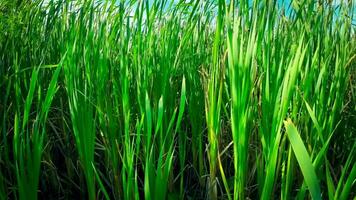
[284,119,321,200]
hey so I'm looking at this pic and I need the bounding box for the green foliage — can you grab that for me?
[0,0,355,199]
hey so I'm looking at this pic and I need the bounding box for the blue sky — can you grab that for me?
[144,0,355,23]
[166,0,354,24]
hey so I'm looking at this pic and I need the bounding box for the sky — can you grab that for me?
[145,0,355,22]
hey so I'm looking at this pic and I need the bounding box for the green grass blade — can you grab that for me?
[284,119,321,200]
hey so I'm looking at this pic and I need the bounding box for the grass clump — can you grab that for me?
[0,0,355,199]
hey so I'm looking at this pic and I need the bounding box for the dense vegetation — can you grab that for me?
[0,0,355,199]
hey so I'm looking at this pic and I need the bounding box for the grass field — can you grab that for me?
[0,0,355,199]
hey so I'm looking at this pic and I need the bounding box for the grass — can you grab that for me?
[0,0,355,199]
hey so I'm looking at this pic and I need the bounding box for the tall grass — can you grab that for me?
[0,0,355,199]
